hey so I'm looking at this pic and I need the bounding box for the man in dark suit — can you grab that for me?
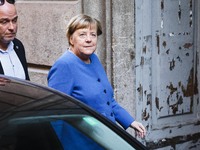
[0,0,29,80]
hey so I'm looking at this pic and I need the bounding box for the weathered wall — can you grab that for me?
[111,0,136,134]
[135,0,200,149]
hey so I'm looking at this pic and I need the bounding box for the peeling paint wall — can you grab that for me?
[155,0,197,118]
[136,0,200,149]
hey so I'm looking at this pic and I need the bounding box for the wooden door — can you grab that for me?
[135,0,200,149]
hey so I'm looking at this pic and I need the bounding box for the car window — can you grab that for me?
[0,114,136,150]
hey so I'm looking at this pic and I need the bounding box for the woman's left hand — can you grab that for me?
[131,121,146,138]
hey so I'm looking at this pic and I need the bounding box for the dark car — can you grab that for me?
[0,75,147,150]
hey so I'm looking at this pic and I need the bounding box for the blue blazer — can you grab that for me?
[48,51,134,129]
[0,38,30,80]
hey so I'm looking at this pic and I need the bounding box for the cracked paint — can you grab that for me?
[142,108,150,121]
[183,43,193,49]
[169,58,175,71]
[136,0,199,149]
[157,35,160,54]
[181,68,198,97]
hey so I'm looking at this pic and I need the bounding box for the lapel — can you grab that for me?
[13,43,23,64]
[0,62,3,74]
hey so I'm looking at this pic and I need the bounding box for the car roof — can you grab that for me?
[0,75,81,112]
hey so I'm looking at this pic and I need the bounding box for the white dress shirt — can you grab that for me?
[0,42,25,79]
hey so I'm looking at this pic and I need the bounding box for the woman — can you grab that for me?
[48,14,146,138]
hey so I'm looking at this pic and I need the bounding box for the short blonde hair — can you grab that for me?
[66,14,102,46]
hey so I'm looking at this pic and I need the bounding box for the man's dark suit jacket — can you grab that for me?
[0,38,30,80]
